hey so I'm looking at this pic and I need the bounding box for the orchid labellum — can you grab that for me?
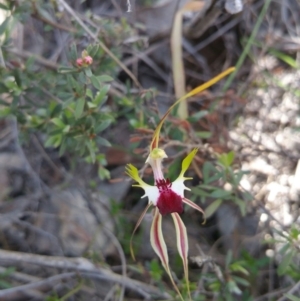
[126,67,235,300]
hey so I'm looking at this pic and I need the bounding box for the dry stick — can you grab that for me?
[254,286,294,301]
[8,48,59,70]
[276,281,300,301]
[123,40,168,67]
[0,266,40,284]
[125,49,169,83]
[0,272,76,300]
[0,249,170,300]
[101,228,126,301]
[57,0,142,89]
[32,13,77,33]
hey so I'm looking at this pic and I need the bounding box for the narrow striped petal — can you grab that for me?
[150,208,184,301]
[171,213,191,300]
[150,208,170,273]
[183,197,206,224]
[149,67,235,150]
[130,203,152,261]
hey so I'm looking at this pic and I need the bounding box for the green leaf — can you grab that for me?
[149,259,163,281]
[0,280,12,289]
[225,250,233,268]
[210,189,232,199]
[230,262,249,275]
[269,49,298,68]
[93,85,110,106]
[50,103,62,117]
[234,197,247,216]
[98,166,110,180]
[84,68,93,77]
[0,16,11,36]
[187,110,208,123]
[202,161,216,183]
[97,75,114,82]
[195,131,212,139]
[75,98,85,119]
[290,226,300,240]
[285,294,300,301]
[87,102,98,109]
[227,280,242,295]
[0,3,9,10]
[45,134,62,148]
[191,187,211,198]
[69,43,78,61]
[36,6,56,23]
[96,136,111,147]
[58,66,77,74]
[51,118,65,128]
[87,44,99,57]
[278,250,295,275]
[218,151,235,167]
[233,276,250,286]
[86,89,93,99]
[205,199,222,218]
[86,140,96,163]
[96,120,111,133]
[91,75,101,90]
[59,138,68,156]
[63,125,71,133]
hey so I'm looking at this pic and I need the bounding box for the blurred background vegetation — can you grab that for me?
[0,0,300,300]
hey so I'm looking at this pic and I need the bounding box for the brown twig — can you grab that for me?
[0,249,170,300]
[0,272,76,301]
[8,48,59,70]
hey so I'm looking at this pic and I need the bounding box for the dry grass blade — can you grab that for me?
[171,1,207,119]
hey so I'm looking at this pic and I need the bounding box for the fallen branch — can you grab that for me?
[0,249,170,300]
[0,272,75,301]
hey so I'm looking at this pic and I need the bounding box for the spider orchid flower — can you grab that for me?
[126,67,235,300]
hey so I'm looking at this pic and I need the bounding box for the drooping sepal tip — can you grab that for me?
[171,213,191,300]
[149,67,235,150]
[183,197,206,225]
[150,208,185,301]
[130,203,152,261]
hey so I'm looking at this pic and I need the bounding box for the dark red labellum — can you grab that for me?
[156,179,183,215]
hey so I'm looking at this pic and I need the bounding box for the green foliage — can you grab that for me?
[205,250,270,301]
[274,226,300,279]
[1,44,114,178]
[0,1,142,179]
[149,259,164,282]
[0,267,15,289]
[286,294,300,301]
[192,151,250,217]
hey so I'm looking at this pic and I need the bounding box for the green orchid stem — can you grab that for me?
[222,0,273,92]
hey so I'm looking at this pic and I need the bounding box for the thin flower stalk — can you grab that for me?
[126,67,235,300]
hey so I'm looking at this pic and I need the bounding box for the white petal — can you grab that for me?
[143,185,160,206]
[172,179,188,198]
